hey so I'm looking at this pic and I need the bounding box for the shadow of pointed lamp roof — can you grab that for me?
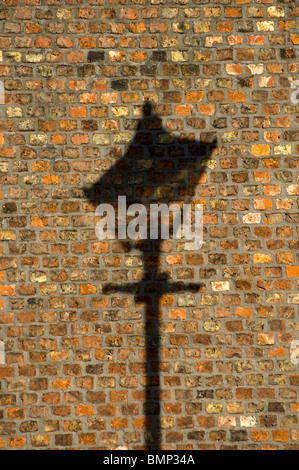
[84,101,217,209]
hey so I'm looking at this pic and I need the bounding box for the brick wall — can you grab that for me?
[0,0,298,450]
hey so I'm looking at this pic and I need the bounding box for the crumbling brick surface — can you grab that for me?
[0,0,298,450]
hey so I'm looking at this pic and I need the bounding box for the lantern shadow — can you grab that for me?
[84,103,217,449]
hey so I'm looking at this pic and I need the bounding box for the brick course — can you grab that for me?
[0,0,298,450]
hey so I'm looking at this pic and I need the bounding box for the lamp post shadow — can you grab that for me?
[84,103,217,449]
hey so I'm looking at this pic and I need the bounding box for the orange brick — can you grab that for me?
[228,35,242,45]
[51,134,67,145]
[31,216,49,227]
[110,391,128,402]
[216,21,233,33]
[254,198,272,210]
[197,104,215,115]
[93,79,107,91]
[290,34,299,45]
[7,408,25,419]
[0,366,14,378]
[228,91,247,102]
[258,333,274,345]
[248,35,265,45]
[185,91,204,102]
[175,104,193,116]
[69,106,87,118]
[67,51,85,63]
[42,174,60,185]
[262,156,280,169]
[263,184,281,196]
[132,417,150,429]
[75,405,94,416]
[8,437,26,448]
[78,433,96,445]
[264,131,280,142]
[168,309,187,320]
[225,7,242,17]
[262,103,280,115]
[275,280,292,290]
[166,254,182,265]
[140,36,158,48]
[158,295,174,307]
[0,285,16,296]
[80,284,97,295]
[51,351,69,362]
[252,144,271,156]
[31,435,49,447]
[290,404,299,413]
[253,254,272,264]
[268,347,285,357]
[32,161,50,172]
[71,134,89,145]
[57,37,74,48]
[121,92,139,103]
[272,430,289,442]
[225,63,242,75]
[111,418,128,429]
[236,388,253,399]
[109,51,126,62]
[276,252,294,264]
[52,378,71,390]
[235,307,253,318]
[254,171,271,183]
[286,266,299,277]
[35,37,53,48]
[25,22,42,34]
[79,37,96,49]
[274,116,291,127]
[129,22,146,34]
[121,8,137,19]
[130,51,147,62]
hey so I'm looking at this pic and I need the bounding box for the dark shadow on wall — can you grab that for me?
[84,103,217,449]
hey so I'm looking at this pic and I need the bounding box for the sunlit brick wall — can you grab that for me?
[0,0,298,450]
